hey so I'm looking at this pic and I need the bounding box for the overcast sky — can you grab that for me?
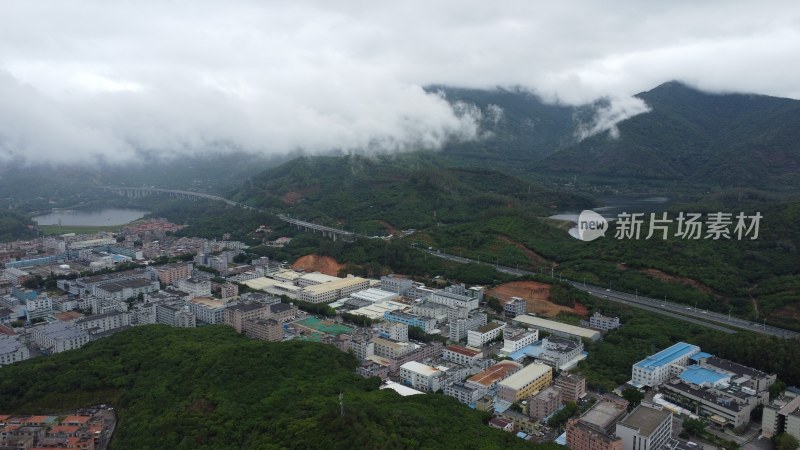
[2,0,799,164]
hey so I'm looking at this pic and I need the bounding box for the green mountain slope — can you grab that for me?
[0,326,556,450]
[537,82,800,189]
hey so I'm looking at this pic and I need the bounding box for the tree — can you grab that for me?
[775,433,799,450]
[622,388,644,409]
[682,418,707,436]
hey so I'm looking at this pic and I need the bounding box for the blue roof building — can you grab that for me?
[631,342,700,387]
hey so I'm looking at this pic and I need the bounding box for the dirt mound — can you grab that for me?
[292,254,345,276]
[488,281,586,318]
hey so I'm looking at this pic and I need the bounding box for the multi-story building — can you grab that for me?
[75,311,130,333]
[298,276,370,304]
[267,303,298,322]
[177,277,212,298]
[149,262,193,285]
[350,336,374,361]
[25,296,53,321]
[379,275,413,295]
[429,290,479,310]
[410,301,449,323]
[661,374,766,428]
[498,363,552,403]
[378,322,408,342]
[383,310,436,333]
[443,382,483,405]
[94,278,159,301]
[762,390,800,439]
[566,397,628,450]
[295,272,340,288]
[538,336,584,369]
[467,321,506,348]
[350,288,398,304]
[500,409,539,435]
[243,318,283,341]
[398,361,443,392]
[2,267,31,285]
[631,342,700,387]
[449,311,487,342]
[217,282,239,300]
[466,360,523,392]
[501,329,538,354]
[188,297,226,324]
[615,403,672,450]
[373,337,413,360]
[529,386,562,420]
[224,303,269,333]
[0,335,29,366]
[555,372,587,403]
[442,345,483,366]
[356,361,390,380]
[504,297,526,318]
[30,322,91,354]
[589,312,620,331]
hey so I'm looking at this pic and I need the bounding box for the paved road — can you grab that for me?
[422,248,800,339]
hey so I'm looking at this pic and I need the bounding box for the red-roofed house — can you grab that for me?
[442,345,483,365]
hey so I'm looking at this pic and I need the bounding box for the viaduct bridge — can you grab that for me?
[100,186,258,211]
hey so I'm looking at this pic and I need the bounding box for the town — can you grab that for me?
[1,220,798,450]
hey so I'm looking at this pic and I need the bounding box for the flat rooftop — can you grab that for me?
[512,315,600,340]
[351,288,399,303]
[302,277,368,294]
[190,297,226,308]
[298,272,341,284]
[467,361,523,387]
[498,363,551,391]
[619,404,672,437]
[581,400,627,430]
[445,345,482,358]
[679,365,730,386]
[477,322,503,333]
[400,361,440,376]
[634,342,699,370]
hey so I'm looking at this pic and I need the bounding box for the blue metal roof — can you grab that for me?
[634,342,699,370]
[508,341,544,361]
[690,351,714,361]
[679,365,729,386]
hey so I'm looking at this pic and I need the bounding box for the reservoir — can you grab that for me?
[33,208,150,226]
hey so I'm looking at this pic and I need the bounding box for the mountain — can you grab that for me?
[0,325,554,450]
[536,82,800,189]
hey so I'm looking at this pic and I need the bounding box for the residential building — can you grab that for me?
[616,403,673,450]
[3,267,31,285]
[398,361,443,392]
[356,361,390,380]
[443,382,483,405]
[442,345,483,365]
[177,277,212,298]
[467,321,506,348]
[566,397,629,450]
[488,417,514,432]
[30,322,91,354]
[189,297,226,324]
[0,335,29,366]
[476,395,494,412]
[529,386,562,420]
[298,276,370,304]
[500,409,539,435]
[538,336,584,369]
[267,303,298,322]
[589,312,621,332]
[224,303,269,333]
[350,336,375,361]
[383,310,436,333]
[379,275,413,295]
[243,318,283,341]
[149,262,193,285]
[155,304,196,328]
[512,315,602,342]
[217,282,239,300]
[373,337,413,360]
[26,296,53,321]
[466,361,523,391]
[449,311,487,342]
[504,297,526,318]
[631,342,701,388]
[498,363,553,403]
[378,322,408,342]
[555,372,587,403]
[75,311,130,333]
[762,390,800,438]
[501,329,539,354]
[94,278,159,301]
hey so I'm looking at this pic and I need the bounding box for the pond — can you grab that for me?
[33,208,150,226]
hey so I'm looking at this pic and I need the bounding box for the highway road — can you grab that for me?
[422,247,800,339]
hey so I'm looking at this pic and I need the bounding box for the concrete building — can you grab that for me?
[75,311,130,333]
[378,322,408,342]
[467,361,524,391]
[3,267,31,285]
[539,336,584,369]
[631,342,701,388]
[504,296,526,318]
[498,363,553,403]
[177,277,212,298]
[217,282,239,300]
[243,318,283,341]
[298,276,370,304]
[442,345,483,366]
[467,321,506,348]
[94,278,159,301]
[149,262,193,285]
[566,397,629,450]
[350,288,398,304]
[429,290,479,310]
[189,297,227,324]
[488,417,514,432]
[529,386,563,420]
[155,304,196,328]
[762,390,800,439]
[555,372,587,403]
[267,303,298,322]
[350,336,375,361]
[661,374,767,428]
[30,322,91,354]
[25,296,52,321]
[589,312,621,332]
[398,361,444,392]
[449,311,487,342]
[373,337,413,360]
[444,382,483,405]
[295,272,340,288]
[616,403,672,450]
[411,301,449,323]
[512,315,602,342]
[356,361,390,380]
[383,310,436,333]
[224,303,269,333]
[0,335,29,366]
[379,275,413,295]
[501,329,539,354]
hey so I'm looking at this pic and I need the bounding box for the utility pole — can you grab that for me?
[339,392,344,417]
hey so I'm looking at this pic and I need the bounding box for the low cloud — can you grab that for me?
[576,96,652,141]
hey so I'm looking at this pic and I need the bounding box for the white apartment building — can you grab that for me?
[398,361,444,392]
[589,312,621,331]
[30,322,91,354]
[467,321,506,348]
[443,345,483,365]
[75,311,131,333]
[616,403,673,450]
[189,297,226,324]
[177,277,212,298]
[0,335,30,366]
[373,337,413,360]
[501,330,539,354]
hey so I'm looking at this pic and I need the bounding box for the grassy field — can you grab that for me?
[39,224,122,235]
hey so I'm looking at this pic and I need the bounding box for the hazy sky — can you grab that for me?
[2,1,799,164]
